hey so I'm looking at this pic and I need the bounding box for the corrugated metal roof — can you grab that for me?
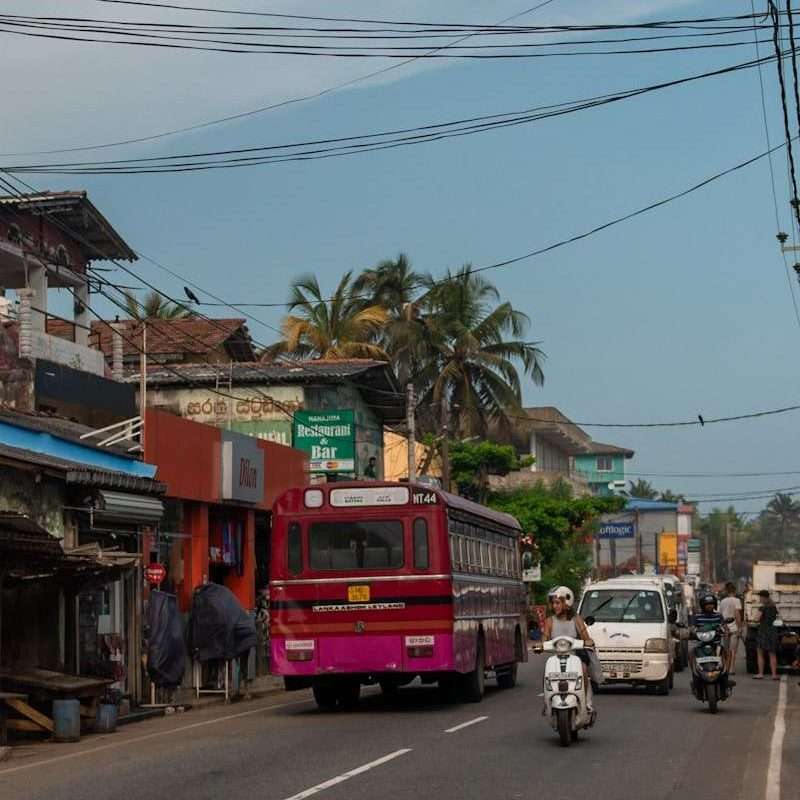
[625,498,678,512]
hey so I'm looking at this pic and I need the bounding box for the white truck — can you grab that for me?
[744,561,800,673]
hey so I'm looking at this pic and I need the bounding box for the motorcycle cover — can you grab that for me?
[147,590,186,688]
[186,583,257,662]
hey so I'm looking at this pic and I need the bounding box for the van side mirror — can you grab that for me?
[584,615,596,627]
[668,609,678,624]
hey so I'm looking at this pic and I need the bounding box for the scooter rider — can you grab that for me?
[690,592,732,683]
[543,586,595,710]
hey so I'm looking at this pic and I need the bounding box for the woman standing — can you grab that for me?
[753,589,780,680]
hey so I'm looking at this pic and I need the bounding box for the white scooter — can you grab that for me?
[535,635,596,747]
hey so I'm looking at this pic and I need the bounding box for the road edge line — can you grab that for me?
[765,675,787,800]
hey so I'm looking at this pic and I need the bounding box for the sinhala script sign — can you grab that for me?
[294,410,355,473]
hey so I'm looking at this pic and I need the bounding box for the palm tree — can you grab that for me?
[266,271,390,361]
[411,266,545,438]
[658,489,685,503]
[766,493,800,553]
[124,290,191,320]
[627,479,657,500]
[352,253,422,316]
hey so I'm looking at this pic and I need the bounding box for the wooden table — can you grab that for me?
[0,668,113,737]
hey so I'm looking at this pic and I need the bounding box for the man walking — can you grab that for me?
[719,582,743,675]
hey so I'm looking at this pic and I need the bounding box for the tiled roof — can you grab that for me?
[0,190,136,261]
[46,317,255,362]
[583,441,635,458]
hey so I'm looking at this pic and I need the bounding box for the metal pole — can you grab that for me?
[440,393,450,493]
[726,521,733,579]
[635,509,642,573]
[139,322,147,447]
[406,383,416,482]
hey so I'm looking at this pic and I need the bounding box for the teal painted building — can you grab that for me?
[574,442,634,496]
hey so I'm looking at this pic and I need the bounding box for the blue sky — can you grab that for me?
[3,0,799,511]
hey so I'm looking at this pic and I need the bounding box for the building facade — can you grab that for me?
[140,360,404,482]
[574,442,635,496]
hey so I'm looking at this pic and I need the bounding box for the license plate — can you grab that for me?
[696,656,720,664]
[347,585,370,602]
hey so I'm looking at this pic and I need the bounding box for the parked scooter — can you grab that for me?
[690,619,734,714]
[534,634,596,746]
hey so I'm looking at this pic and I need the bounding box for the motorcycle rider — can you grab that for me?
[690,592,732,689]
[542,586,595,711]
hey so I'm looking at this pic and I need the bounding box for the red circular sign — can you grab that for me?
[145,563,166,586]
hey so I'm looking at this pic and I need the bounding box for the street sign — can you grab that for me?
[522,565,542,582]
[598,522,635,539]
[688,538,702,552]
[145,563,166,586]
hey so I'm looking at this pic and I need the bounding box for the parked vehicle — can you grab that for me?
[690,619,733,713]
[579,578,674,694]
[534,634,597,747]
[605,575,688,671]
[744,562,800,673]
[269,482,527,710]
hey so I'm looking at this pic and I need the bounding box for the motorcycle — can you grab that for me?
[535,635,596,747]
[690,619,734,714]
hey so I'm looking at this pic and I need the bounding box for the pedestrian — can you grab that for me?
[753,589,780,680]
[719,582,743,675]
[363,456,378,479]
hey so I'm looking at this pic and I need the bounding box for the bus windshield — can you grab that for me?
[581,589,664,623]
[309,520,404,570]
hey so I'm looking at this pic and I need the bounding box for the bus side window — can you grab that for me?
[414,518,429,569]
[288,522,302,575]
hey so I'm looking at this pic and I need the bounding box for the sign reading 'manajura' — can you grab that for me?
[293,410,355,473]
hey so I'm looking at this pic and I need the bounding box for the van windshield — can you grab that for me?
[581,589,664,622]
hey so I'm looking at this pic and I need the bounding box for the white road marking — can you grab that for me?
[0,697,313,776]
[444,716,488,734]
[282,749,412,800]
[765,676,787,800]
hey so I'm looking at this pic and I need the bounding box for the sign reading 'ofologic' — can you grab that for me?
[293,410,355,473]
[598,522,635,539]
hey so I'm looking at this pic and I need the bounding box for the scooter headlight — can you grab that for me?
[696,630,715,643]
[554,639,571,654]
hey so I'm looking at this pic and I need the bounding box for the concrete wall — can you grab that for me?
[574,453,627,491]
[0,321,34,412]
[0,463,66,539]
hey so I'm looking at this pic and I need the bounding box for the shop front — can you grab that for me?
[143,409,307,614]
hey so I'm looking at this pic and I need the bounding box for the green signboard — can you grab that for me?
[687,538,702,553]
[293,410,355,473]
[229,419,292,446]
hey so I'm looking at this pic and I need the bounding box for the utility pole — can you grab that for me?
[406,383,416,483]
[139,322,147,448]
[440,393,450,493]
[635,509,643,573]
[726,521,733,580]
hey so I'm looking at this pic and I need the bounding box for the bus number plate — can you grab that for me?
[413,492,437,505]
[347,585,370,602]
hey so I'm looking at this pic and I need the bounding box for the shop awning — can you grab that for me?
[93,490,164,524]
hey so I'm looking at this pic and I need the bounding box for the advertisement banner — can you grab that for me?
[598,522,635,539]
[229,419,292,446]
[293,410,355,473]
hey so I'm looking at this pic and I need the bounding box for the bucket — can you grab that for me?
[95,703,118,734]
[52,699,81,743]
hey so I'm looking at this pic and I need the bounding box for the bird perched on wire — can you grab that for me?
[183,286,200,304]
[698,414,705,427]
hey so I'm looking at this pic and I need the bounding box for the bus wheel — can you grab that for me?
[313,684,338,711]
[496,661,518,690]
[461,637,486,703]
[379,680,400,697]
[337,681,361,710]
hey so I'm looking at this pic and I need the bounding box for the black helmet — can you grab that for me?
[699,592,717,610]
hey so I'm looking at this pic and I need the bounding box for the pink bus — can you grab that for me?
[270,481,527,710]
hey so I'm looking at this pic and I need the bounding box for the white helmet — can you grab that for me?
[547,585,575,609]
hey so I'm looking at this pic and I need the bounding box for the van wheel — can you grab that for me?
[461,637,485,703]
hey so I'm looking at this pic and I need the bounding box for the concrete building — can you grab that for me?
[0,190,138,428]
[574,441,635,496]
[139,359,404,482]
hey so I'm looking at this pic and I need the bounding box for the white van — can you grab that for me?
[579,578,674,694]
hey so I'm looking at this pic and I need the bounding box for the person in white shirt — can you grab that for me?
[719,582,743,674]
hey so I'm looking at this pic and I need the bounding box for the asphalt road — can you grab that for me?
[1,652,796,800]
